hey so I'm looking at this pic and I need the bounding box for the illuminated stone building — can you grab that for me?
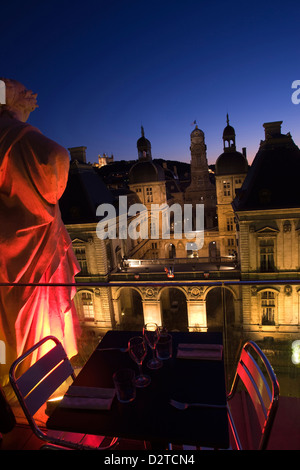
[62,129,241,336]
[62,121,300,344]
[59,146,142,336]
[128,127,185,259]
[233,121,300,340]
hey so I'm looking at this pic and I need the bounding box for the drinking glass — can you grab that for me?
[143,323,162,369]
[156,333,172,360]
[113,368,136,403]
[128,336,151,387]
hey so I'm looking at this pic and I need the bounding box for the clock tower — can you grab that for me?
[185,125,217,229]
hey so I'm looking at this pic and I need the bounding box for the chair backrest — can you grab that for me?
[9,336,75,431]
[227,341,280,450]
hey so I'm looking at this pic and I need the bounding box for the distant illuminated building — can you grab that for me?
[97,153,114,168]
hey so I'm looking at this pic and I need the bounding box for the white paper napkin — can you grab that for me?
[60,386,116,410]
[177,343,223,360]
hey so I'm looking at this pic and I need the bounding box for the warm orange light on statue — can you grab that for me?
[0,78,80,383]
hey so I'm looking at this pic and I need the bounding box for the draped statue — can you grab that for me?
[0,79,80,384]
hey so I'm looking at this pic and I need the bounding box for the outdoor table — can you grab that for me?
[47,330,229,449]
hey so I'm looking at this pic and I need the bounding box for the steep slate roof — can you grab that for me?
[59,160,114,224]
[232,122,300,212]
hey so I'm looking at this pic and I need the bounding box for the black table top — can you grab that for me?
[47,330,229,448]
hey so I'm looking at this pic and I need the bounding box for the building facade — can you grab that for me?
[61,120,300,344]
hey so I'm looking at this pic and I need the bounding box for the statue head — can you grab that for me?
[0,78,38,122]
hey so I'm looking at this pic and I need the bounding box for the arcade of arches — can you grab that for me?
[112,285,239,332]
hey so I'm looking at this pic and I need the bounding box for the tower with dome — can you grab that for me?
[215,115,248,257]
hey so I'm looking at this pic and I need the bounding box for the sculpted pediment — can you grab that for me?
[250,221,279,233]
[72,237,88,244]
[255,226,279,233]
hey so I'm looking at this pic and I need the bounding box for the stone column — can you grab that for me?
[142,301,162,326]
[141,287,162,326]
[187,300,207,331]
[186,287,207,331]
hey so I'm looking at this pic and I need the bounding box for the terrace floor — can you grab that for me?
[1,391,300,450]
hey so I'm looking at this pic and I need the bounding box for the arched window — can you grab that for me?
[80,291,94,320]
[261,290,276,325]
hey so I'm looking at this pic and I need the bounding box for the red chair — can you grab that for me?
[227,341,280,450]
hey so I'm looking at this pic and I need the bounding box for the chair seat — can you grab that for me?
[45,428,107,448]
[266,396,300,450]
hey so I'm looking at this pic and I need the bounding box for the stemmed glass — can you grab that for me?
[128,336,151,387]
[143,323,162,369]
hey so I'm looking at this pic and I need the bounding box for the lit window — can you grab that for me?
[261,291,276,325]
[223,181,231,196]
[260,239,275,272]
[146,187,153,203]
[226,217,234,231]
[74,246,88,275]
[81,292,94,320]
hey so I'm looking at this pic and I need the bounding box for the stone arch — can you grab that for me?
[75,288,95,321]
[159,286,188,331]
[257,287,279,326]
[204,284,238,301]
[165,242,176,259]
[205,286,235,330]
[114,286,144,330]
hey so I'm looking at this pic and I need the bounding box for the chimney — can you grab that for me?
[68,146,87,163]
[263,121,283,140]
[242,147,247,159]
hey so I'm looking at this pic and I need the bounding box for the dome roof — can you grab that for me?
[137,135,151,149]
[215,150,248,176]
[191,125,204,137]
[129,160,165,184]
[137,126,151,150]
[223,125,235,138]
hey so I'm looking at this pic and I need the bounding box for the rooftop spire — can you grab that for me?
[141,125,145,137]
[226,113,229,126]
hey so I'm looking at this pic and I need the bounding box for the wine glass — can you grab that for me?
[128,336,151,387]
[143,323,162,369]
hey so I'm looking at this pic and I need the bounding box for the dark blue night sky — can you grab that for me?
[1,0,299,165]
